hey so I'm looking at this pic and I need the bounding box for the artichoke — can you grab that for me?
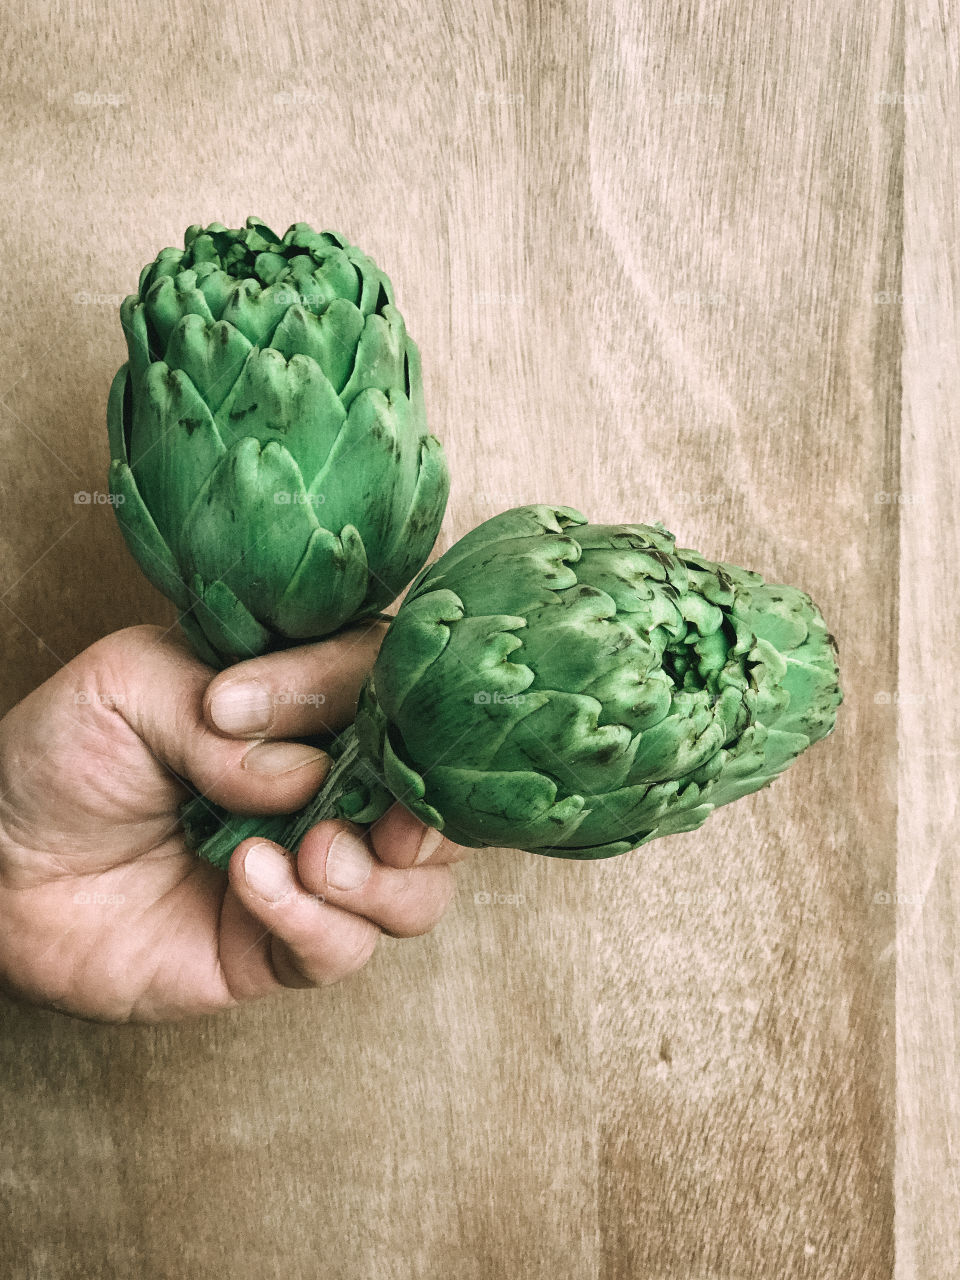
[187,504,842,868]
[107,217,449,667]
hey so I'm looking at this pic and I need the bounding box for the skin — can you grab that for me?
[0,623,469,1024]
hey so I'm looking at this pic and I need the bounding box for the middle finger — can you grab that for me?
[296,821,457,938]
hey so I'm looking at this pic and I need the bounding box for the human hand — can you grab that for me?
[0,624,468,1023]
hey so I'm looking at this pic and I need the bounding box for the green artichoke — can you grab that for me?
[187,504,842,868]
[107,217,449,667]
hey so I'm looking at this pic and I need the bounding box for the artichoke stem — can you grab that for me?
[280,725,362,850]
[185,725,366,869]
[186,807,292,871]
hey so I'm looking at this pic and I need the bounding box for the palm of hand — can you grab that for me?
[0,663,260,1022]
[0,626,461,1023]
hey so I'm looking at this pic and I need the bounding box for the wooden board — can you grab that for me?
[0,1,945,1275]
[898,6,960,1278]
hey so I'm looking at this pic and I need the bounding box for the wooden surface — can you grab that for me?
[0,1,948,1276]
[898,7,960,1277]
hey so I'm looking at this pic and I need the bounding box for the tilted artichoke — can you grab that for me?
[107,217,449,667]
[187,504,842,868]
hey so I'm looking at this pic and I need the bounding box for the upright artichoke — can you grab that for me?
[107,217,449,667]
[188,504,842,868]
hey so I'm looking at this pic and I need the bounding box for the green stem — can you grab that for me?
[186,807,292,872]
[184,724,364,870]
[279,725,361,850]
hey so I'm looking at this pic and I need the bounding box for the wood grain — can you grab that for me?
[0,0,940,1276]
[898,7,960,1279]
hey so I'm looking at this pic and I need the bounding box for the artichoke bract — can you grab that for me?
[189,504,842,868]
[108,217,449,667]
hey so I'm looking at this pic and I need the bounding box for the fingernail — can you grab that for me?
[414,827,444,865]
[242,742,331,776]
[244,842,295,903]
[325,831,374,891]
[210,680,273,735]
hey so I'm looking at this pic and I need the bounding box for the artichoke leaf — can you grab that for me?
[343,246,392,316]
[269,297,365,394]
[120,297,154,380]
[108,459,191,610]
[417,504,586,595]
[430,535,584,617]
[185,574,273,666]
[162,314,252,414]
[567,777,686,846]
[373,433,451,606]
[380,730,444,829]
[219,278,301,348]
[338,306,408,409]
[179,437,320,623]
[190,265,237,323]
[372,590,467,721]
[272,523,368,637]
[492,691,640,794]
[390,613,535,765]
[143,271,216,351]
[307,388,419,568]
[131,363,227,546]
[215,347,346,484]
[303,247,362,310]
[106,363,131,464]
[177,610,226,668]
[627,696,725,785]
[422,763,587,848]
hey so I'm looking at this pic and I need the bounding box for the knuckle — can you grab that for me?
[292,847,326,899]
[185,764,243,810]
[387,865,424,909]
[326,926,378,983]
[387,868,455,937]
[268,939,317,989]
[87,624,165,664]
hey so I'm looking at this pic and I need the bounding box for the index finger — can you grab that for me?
[203,619,388,740]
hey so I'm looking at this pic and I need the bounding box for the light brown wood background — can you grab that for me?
[0,1,950,1276]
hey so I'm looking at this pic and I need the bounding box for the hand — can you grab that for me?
[0,624,468,1023]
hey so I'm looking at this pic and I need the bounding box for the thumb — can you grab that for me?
[96,625,332,815]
